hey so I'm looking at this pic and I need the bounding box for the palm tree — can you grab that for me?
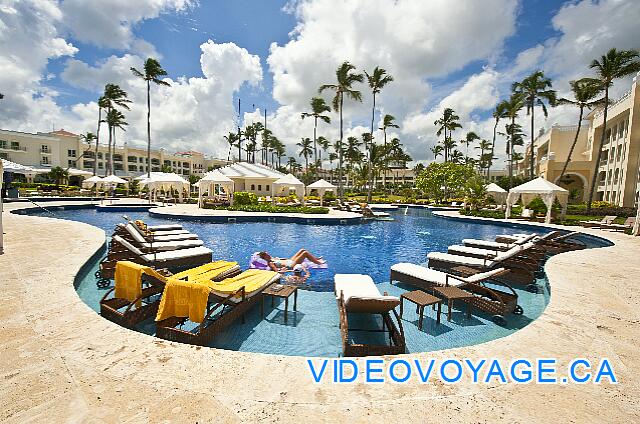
[364,66,393,201]
[319,61,364,198]
[450,150,464,164]
[301,97,331,166]
[130,58,170,178]
[48,166,69,186]
[443,137,458,162]
[93,96,109,176]
[475,139,492,173]
[287,157,298,174]
[460,131,480,162]
[434,108,462,162]
[503,92,525,180]
[101,84,131,175]
[512,70,557,178]
[105,109,128,174]
[556,78,605,185]
[586,48,640,211]
[488,100,509,179]
[378,114,399,189]
[430,145,444,160]
[316,136,330,167]
[297,137,313,171]
[72,132,96,171]
[223,131,238,162]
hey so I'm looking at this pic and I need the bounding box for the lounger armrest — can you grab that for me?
[445,274,468,287]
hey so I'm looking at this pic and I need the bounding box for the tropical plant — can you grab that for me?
[488,100,509,179]
[415,162,476,203]
[503,92,525,183]
[319,61,364,198]
[130,58,170,178]
[464,174,488,210]
[434,108,462,162]
[287,156,298,174]
[223,131,238,162]
[101,84,131,175]
[475,139,492,173]
[556,78,605,183]
[73,132,96,171]
[512,70,557,178]
[93,96,109,176]
[47,166,69,185]
[586,48,640,211]
[430,145,444,160]
[460,131,480,162]
[450,149,464,164]
[301,97,331,166]
[316,136,330,166]
[105,108,128,173]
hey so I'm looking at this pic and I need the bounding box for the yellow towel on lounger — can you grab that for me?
[155,279,211,324]
[204,269,279,295]
[171,260,238,283]
[114,261,169,306]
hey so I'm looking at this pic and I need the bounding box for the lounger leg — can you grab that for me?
[293,290,297,311]
[399,297,404,318]
[284,297,289,323]
[447,299,452,322]
[436,302,441,325]
[466,301,471,319]
[261,296,264,318]
[418,306,424,331]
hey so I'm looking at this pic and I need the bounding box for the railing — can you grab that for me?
[593,88,633,119]
[0,145,27,151]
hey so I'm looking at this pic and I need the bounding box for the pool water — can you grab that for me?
[33,207,570,356]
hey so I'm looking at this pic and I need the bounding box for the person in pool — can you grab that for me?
[258,249,325,272]
[284,264,311,285]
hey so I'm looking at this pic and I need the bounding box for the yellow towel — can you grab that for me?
[114,261,149,305]
[155,278,211,324]
[171,260,237,282]
[205,269,279,294]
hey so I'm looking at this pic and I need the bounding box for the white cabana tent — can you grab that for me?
[505,177,569,224]
[272,173,305,203]
[139,172,190,202]
[198,170,235,208]
[306,179,337,206]
[486,183,507,206]
[82,175,104,188]
[102,175,128,185]
[1,159,39,174]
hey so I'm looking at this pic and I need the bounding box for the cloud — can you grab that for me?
[60,0,194,51]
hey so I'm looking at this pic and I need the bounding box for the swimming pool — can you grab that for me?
[24,206,598,357]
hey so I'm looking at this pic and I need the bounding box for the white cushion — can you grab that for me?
[334,274,400,312]
[390,263,466,287]
[141,246,212,263]
[152,233,199,241]
[427,252,494,268]
[139,239,204,251]
[147,223,183,231]
[462,239,511,250]
[448,245,498,259]
[462,267,507,284]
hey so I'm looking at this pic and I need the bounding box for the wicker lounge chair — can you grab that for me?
[334,274,405,357]
[494,231,586,253]
[447,241,546,263]
[114,223,199,242]
[100,260,240,328]
[114,223,203,251]
[579,215,617,228]
[99,235,212,279]
[600,217,635,232]
[389,264,521,323]
[155,270,281,346]
[427,245,536,286]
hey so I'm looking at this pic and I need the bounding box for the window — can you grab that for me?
[128,165,137,171]
[97,152,103,159]
[183,161,189,167]
[128,155,137,162]
[265,185,270,191]
[139,157,144,163]
[84,151,95,159]
[164,160,171,166]
[114,163,123,171]
[251,184,255,190]
[152,166,160,172]
[68,160,74,167]
[0,140,7,149]
[41,156,50,165]
[83,161,93,169]
[0,152,8,159]
[113,154,122,162]
[139,166,144,172]
[151,158,160,165]
[258,184,262,191]
[67,149,76,157]
[618,122,624,139]
[605,128,611,143]
[612,192,617,203]
[41,144,49,153]
[172,161,176,167]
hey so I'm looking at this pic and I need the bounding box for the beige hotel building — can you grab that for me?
[0,129,229,182]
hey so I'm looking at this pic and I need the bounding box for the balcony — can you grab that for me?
[0,144,27,152]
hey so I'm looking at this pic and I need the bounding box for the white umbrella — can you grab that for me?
[82,175,104,188]
[306,179,337,206]
[505,177,569,223]
[485,183,507,206]
[102,175,128,184]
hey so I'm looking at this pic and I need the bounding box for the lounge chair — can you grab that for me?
[334,274,405,356]
[389,264,521,322]
[448,241,546,263]
[426,245,536,285]
[155,269,281,346]
[100,260,240,328]
[115,223,203,250]
[600,217,635,232]
[579,215,617,228]
[494,231,585,253]
[99,235,212,279]
[115,223,199,242]
[462,233,540,251]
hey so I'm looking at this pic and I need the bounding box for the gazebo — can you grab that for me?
[505,177,569,224]
[306,179,337,206]
[486,183,507,207]
[198,170,235,208]
[139,172,190,202]
[272,173,305,203]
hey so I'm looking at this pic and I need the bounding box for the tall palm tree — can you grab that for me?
[102,84,131,175]
[297,137,313,171]
[223,131,238,162]
[378,114,399,189]
[443,137,458,162]
[316,136,330,167]
[512,70,557,178]
[319,61,364,198]
[503,92,525,179]
[475,139,492,173]
[586,48,640,211]
[556,78,605,185]
[430,145,444,160]
[488,100,509,179]
[460,131,480,162]
[434,108,462,162]
[450,150,464,164]
[130,58,170,178]
[287,157,298,174]
[93,96,109,176]
[364,66,393,201]
[301,97,331,166]
[105,109,128,175]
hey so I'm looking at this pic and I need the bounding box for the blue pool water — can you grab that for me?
[25,206,601,357]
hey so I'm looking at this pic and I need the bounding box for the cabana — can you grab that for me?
[272,173,305,204]
[486,183,507,208]
[306,179,337,206]
[139,172,190,203]
[198,170,235,207]
[82,175,103,188]
[216,162,284,196]
[505,177,568,224]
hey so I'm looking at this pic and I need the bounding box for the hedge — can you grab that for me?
[204,204,329,214]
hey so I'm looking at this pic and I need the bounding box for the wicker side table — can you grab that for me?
[400,290,442,330]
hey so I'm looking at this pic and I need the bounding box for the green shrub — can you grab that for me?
[204,203,329,214]
[460,209,505,219]
[526,197,547,216]
[234,191,258,205]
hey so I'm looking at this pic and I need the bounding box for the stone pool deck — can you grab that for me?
[1,202,639,422]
